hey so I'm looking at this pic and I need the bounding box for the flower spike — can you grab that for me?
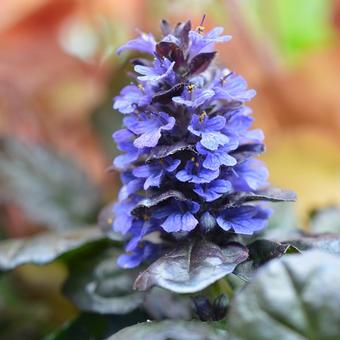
[112,18,293,268]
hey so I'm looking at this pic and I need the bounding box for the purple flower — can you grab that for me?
[133,157,181,189]
[172,85,214,108]
[216,205,271,234]
[223,107,264,143]
[124,112,175,148]
[114,84,152,114]
[196,141,238,171]
[194,179,232,202]
[117,241,159,269]
[125,218,159,252]
[189,27,231,57]
[112,129,141,170]
[118,172,144,201]
[117,32,156,55]
[113,195,141,234]
[135,58,175,83]
[188,114,229,150]
[230,159,269,192]
[212,71,256,103]
[176,157,219,184]
[111,19,290,269]
[154,199,200,232]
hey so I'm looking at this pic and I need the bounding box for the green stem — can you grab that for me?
[217,277,234,299]
[204,277,235,300]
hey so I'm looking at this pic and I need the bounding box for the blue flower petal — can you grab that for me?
[217,205,271,234]
[117,33,156,55]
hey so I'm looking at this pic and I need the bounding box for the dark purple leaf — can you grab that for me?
[155,42,185,70]
[134,240,248,293]
[146,142,194,161]
[132,190,187,216]
[151,83,185,104]
[234,239,299,282]
[218,188,296,210]
[188,52,216,75]
[244,188,297,203]
[248,239,298,262]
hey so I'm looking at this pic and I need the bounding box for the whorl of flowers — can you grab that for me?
[112,18,272,268]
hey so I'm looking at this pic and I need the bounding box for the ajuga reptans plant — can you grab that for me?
[112,17,295,271]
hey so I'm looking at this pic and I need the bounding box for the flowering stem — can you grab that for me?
[217,277,234,299]
[206,277,234,300]
[112,17,275,269]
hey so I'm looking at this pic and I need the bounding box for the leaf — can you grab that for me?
[0,227,105,271]
[218,188,296,210]
[309,206,340,233]
[244,188,297,203]
[143,287,192,320]
[188,52,216,75]
[155,42,185,70]
[132,190,187,215]
[134,240,248,293]
[63,249,145,314]
[146,142,194,161]
[228,250,340,339]
[107,320,228,340]
[248,239,299,262]
[46,311,148,340]
[0,138,102,230]
[288,233,340,255]
[151,83,185,104]
[234,239,299,281]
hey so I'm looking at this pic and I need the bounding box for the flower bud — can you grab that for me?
[213,294,229,321]
[200,212,216,233]
[192,295,213,321]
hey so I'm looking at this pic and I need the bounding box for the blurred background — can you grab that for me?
[0,0,340,338]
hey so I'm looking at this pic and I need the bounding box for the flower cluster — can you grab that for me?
[112,19,272,268]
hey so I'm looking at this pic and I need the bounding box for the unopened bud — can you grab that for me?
[213,294,229,321]
[200,212,216,233]
[192,295,213,321]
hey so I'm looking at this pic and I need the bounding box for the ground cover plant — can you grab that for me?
[1,16,340,340]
